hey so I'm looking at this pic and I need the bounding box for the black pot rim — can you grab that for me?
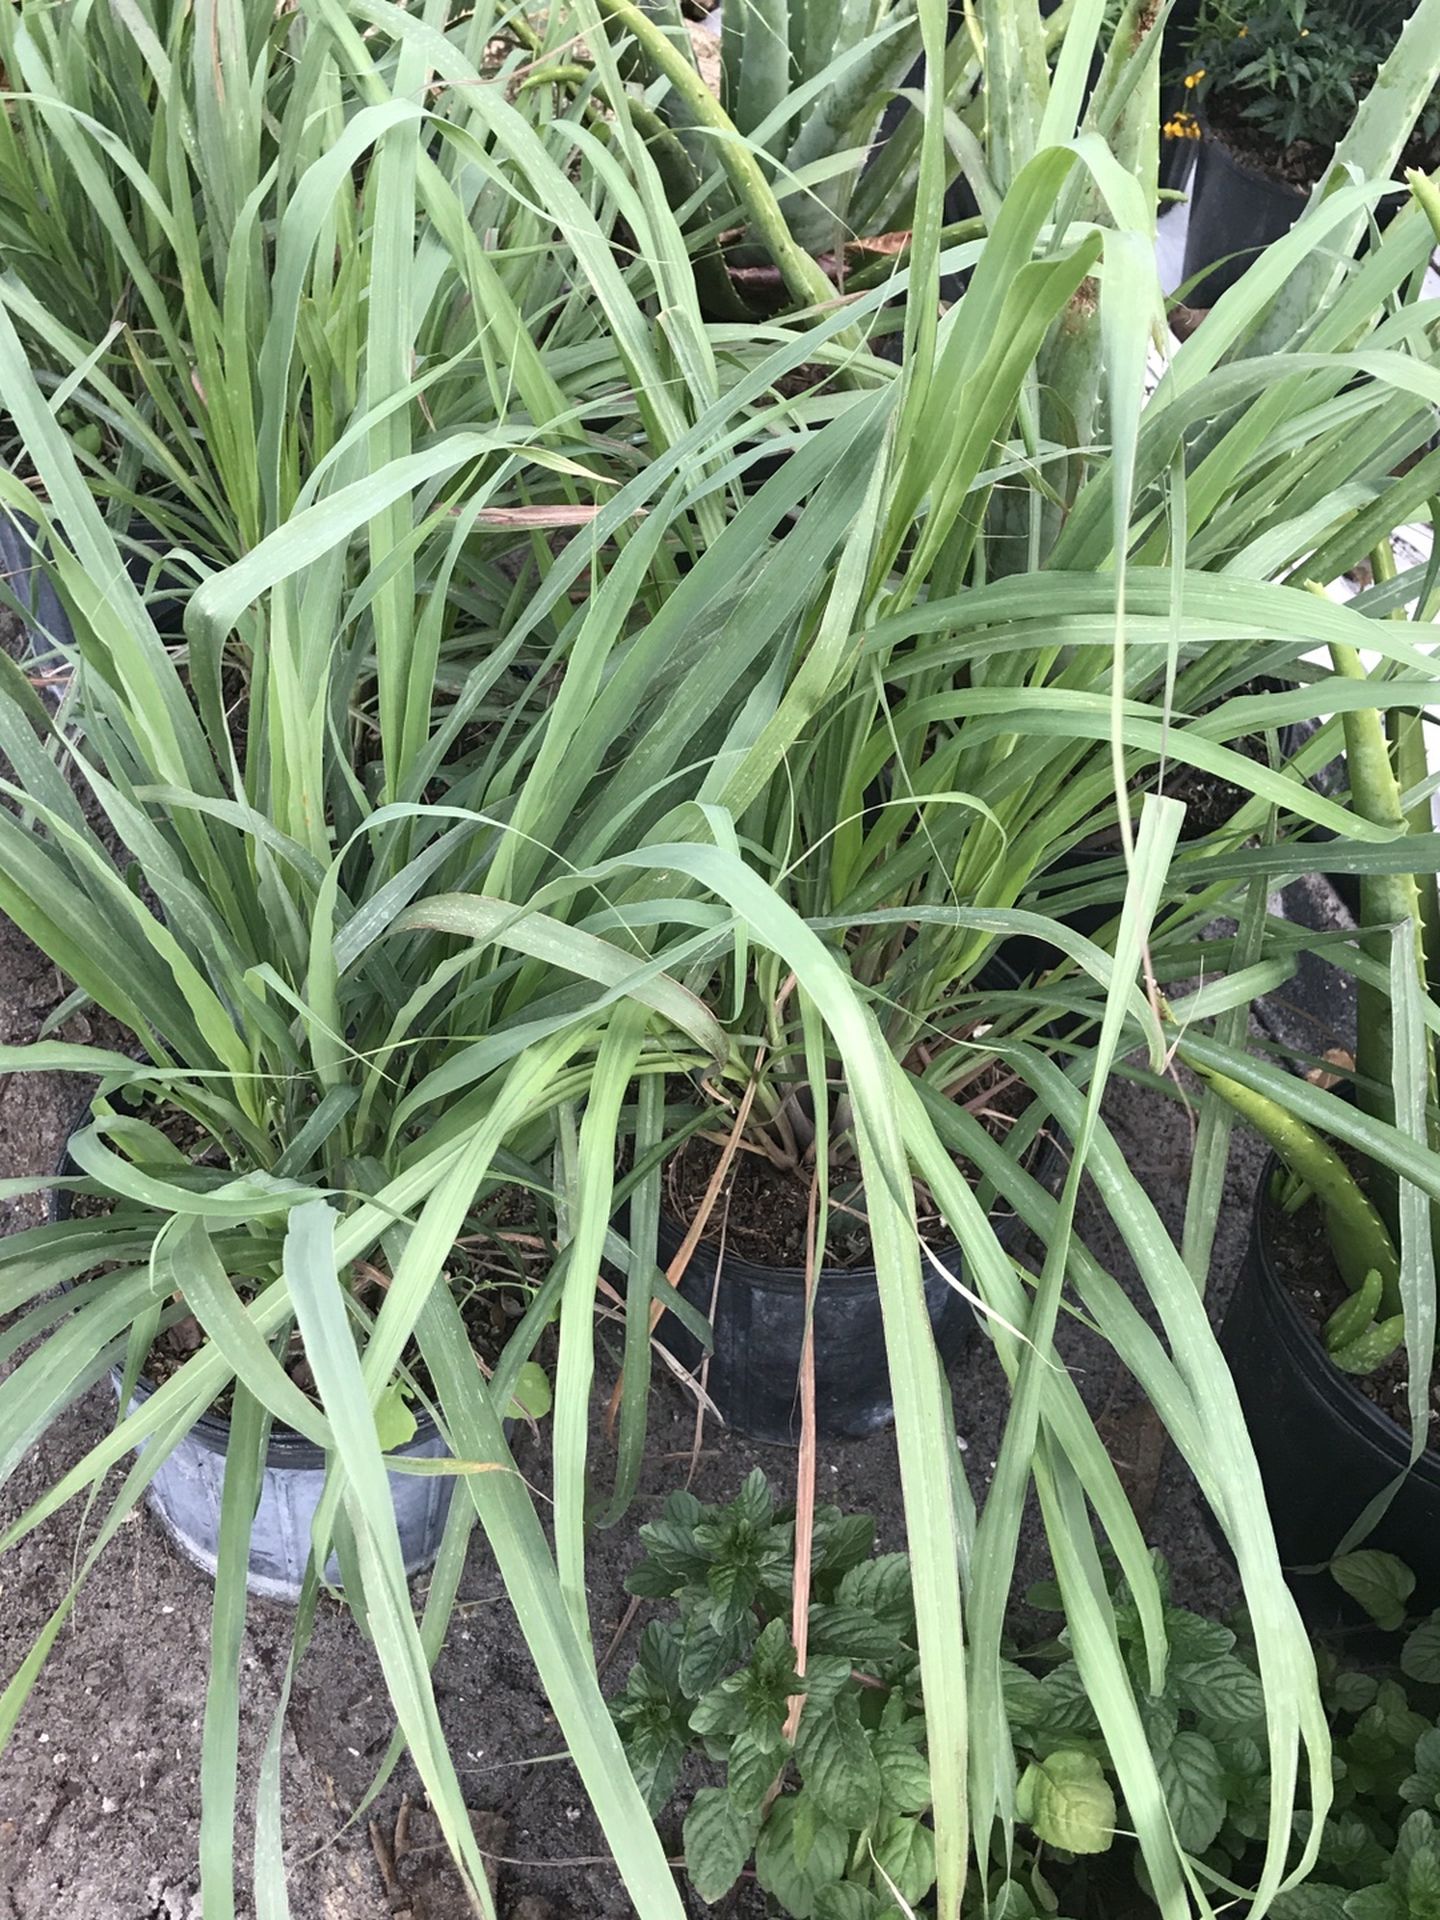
[654,1211,970,1296]
[655,950,1055,1292]
[1250,1148,1440,1486]
[1197,116,1310,204]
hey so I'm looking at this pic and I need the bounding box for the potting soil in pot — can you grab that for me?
[665,1052,1039,1273]
[652,1031,1055,1443]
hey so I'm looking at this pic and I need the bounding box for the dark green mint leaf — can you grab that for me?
[756,1795,849,1920]
[1333,1553,1416,1633]
[1037,1662,1101,1735]
[871,1809,939,1905]
[873,1729,931,1815]
[797,1688,882,1831]
[729,1728,785,1810]
[837,1556,915,1635]
[1158,1731,1228,1855]
[683,1786,761,1904]
[999,1659,1050,1729]
[812,1510,876,1581]
[1404,1618,1440,1687]
[1174,1653,1267,1728]
[807,1602,902,1665]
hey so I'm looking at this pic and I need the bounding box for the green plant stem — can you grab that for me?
[1182,1052,1401,1314]
[1374,545,1440,994]
[1327,621,1425,1143]
[508,25,753,321]
[587,0,851,326]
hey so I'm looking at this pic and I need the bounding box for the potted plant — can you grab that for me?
[1178,0,1440,303]
[6,9,1430,1908]
[1167,584,1440,1619]
[641,950,1058,1442]
[0,165,746,1905]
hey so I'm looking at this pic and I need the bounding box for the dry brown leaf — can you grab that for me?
[845,230,912,256]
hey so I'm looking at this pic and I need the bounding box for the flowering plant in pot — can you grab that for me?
[1177,0,1440,301]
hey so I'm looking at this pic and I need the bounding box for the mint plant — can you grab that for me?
[1008,1558,1272,1878]
[615,1486,1440,1920]
[612,1481,1272,1915]
[1267,1553,1440,1920]
[612,1472,934,1917]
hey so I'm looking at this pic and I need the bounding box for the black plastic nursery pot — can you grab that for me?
[1288,820,1363,925]
[119,1373,454,1605]
[1180,133,1306,306]
[651,971,1054,1445]
[651,1212,983,1445]
[1220,1153,1440,1626]
[0,501,190,667]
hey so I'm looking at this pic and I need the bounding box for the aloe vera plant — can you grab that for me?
[586,0,961,266]
[577,0,1176,322]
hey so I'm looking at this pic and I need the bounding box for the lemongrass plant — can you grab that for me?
[0,338,765,1920]
[332,30,1440,1920]
[546,14,1440,1917]
[0,0,732,619]
[0,5,786,1911]
[1,3,1439,1918]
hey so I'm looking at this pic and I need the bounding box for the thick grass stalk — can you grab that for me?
[1327,631,1426,1135]
[585,0,846,319]
[1181,1056,1400,1313]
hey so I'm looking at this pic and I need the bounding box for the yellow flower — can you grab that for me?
[1237,22,1247,34]
[1184,67,1206,87]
